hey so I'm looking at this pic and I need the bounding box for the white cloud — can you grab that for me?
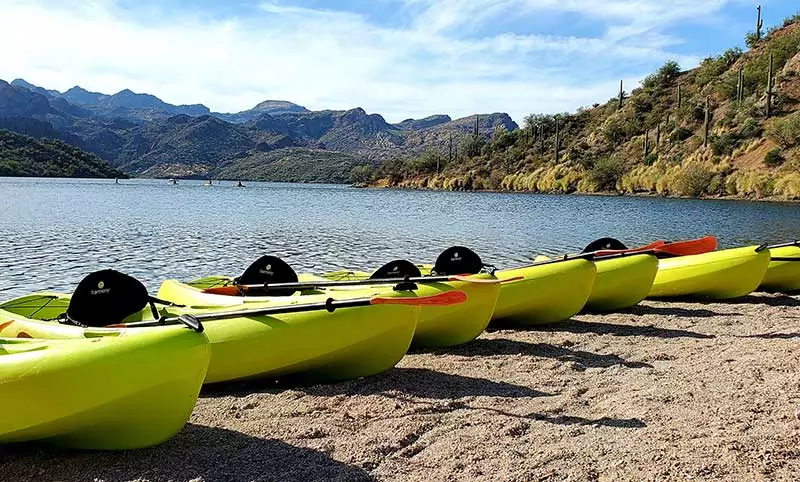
[0,0,730,123]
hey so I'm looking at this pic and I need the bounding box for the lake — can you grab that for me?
[1,177,799,299]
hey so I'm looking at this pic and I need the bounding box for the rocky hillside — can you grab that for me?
[0,129,124,178]
[0,79,517,181]
[377,13,800,201]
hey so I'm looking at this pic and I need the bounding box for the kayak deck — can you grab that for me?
[0,321,209,450]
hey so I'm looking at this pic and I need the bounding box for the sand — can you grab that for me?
[3,292,800,481]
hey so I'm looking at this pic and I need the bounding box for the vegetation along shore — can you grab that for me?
[366,13,800,202]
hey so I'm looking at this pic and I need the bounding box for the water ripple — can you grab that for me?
[1,177,799,299]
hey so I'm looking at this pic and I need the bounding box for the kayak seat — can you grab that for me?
[431,246,484,276]
[236,255,298,296]
[582,237,628,253]
[65,269,151,327]
[370,260,421,280]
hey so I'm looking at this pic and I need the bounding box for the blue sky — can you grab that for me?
[0,0,797,123]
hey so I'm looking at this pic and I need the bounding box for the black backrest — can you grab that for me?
[238,255,298,296]
[431,246,483,276]
[582,237,628,253]
[369,260,422,280]
[66,269,150,327]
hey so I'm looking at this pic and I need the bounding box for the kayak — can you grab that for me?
[0,319,208,450]
[299,271,500,348]
[398,247,597,326]
[161,256,500,348]
[3,269,430,386]
[647,246,771,299]
[535,252,659,312]
[586,253,658,311]
[759,243,800,292]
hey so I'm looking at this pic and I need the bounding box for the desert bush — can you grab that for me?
[766,112,800,148]
[672,162,714,196]
[764,148,785,167]
[587,157,626,191]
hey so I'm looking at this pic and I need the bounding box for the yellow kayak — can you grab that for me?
[160,256,499,349]
[3,269,430,386]
[0,289,208,450]
[301,271,500,348]
[648,246,771,299]
[759,243,800,293]
[536,252,658,312]
[406,247,597,326]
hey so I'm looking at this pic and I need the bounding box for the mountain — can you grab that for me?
[0,80,54,118]
[216,100,310,123]
[0,129,124,178]
[0,78,520,182]
[10,79,59,98]
[395,115,452,130]
[377,14,800,200]
[62,85,107,105]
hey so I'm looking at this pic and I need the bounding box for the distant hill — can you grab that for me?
[0,129,124,178]
[377,13,800,201]
[0,78,520,182]
[215,100,310,123]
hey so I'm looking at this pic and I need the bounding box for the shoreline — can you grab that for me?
[3,292,799,481]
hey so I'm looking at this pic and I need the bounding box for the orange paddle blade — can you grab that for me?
[656,236,717,256]
[203,286,241,296]
[371,290,467,306]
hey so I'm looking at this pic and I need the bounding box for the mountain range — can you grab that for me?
[0,78,517,181]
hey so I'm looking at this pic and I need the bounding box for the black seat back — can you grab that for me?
[431,246,484,276]
[237,255,298,296]
[582,237,628,253]
[66,269,150,327]
[369,260,421,280]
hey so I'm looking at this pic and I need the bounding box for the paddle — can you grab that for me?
[767,240,800,249]
[203,274,505,295]
[108,290,467,329]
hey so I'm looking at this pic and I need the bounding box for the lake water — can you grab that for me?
[1,177,799,299]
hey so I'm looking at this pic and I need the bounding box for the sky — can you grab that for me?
[0,0,798,124]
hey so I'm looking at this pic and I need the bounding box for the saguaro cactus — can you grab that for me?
[474,115,479,137]
[703,97,710,148]
[736,67,744,104]
[618,80,624,109]
[756,5,764,40]
[676,85,682,109]
[766,52,774,118]
[656,123,661,151]
[554,118,560,162]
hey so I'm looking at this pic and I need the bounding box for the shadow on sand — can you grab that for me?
[437,338,652,369]
[300,367,553,400]
[533,319,715,340]
[0,423,374,482]
[705,294,800,307]
[624,304,734,318]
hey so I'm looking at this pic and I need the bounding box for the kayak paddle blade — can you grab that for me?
[371,290,467,306]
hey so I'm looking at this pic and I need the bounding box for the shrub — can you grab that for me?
[745,31,760,49]
[588,157,626,191]
[764,148,785,167]
[783,13,800,27]
[711,132,740,156]
[672,162,713,197]
[739,118,763,139]
[671,127,694,142]
[766,112,800,148]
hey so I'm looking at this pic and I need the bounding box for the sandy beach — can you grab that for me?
[3,292,799,481]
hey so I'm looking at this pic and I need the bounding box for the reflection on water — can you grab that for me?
[1,177,799,298]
